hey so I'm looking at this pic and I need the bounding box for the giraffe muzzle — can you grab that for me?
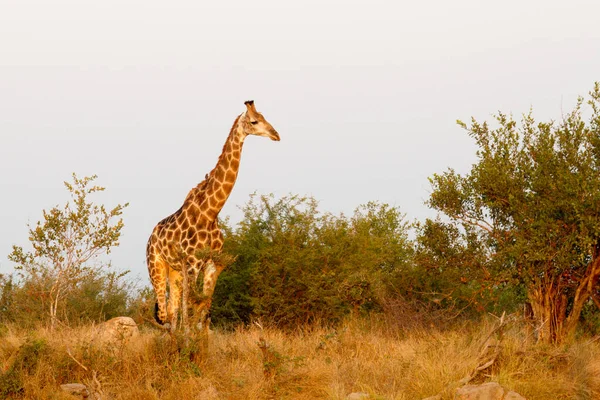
[269,130,280,141]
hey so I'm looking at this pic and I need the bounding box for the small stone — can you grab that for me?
[455,382,504,400]
[93,316,139,345]
[504,391,527,400]
[60,383,90,398]
[454,382,527,400]
[198,385,219,399]
[346,392,370,400]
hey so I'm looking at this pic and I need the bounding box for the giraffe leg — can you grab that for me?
[167,268,183,333]
[194,260,225,333]
[148,256,169,326]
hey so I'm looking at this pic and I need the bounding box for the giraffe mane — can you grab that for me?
[202,114,242,186]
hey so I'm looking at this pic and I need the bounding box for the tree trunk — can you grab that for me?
[563,255,600,342]
[49,284,61,332]
[528,255,600,344]
[528,275,567,344]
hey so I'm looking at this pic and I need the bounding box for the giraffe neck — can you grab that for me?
[190,114,246,221]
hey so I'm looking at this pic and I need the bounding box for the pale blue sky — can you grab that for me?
[1,0,599,281]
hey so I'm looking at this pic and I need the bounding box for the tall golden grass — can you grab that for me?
[1,316,600,399]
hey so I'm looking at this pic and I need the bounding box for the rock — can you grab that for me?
[93,316,139,346]
[455,382,526,400]
[504,391,526,400]
[346,393,370,400]
[456,382,504,399]
[60,383,90,398]
[198,385,219,399]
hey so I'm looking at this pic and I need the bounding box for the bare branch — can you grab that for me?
[66,347,89,371]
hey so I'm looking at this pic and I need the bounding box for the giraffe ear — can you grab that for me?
[244,100,256,113]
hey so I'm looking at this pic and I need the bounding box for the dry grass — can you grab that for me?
[1,317,600,399]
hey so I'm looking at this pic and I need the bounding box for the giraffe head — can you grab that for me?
[240,100,280,141]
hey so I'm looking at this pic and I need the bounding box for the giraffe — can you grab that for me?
[146,100,280,332]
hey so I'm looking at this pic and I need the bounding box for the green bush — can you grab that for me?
[0,338,48,398]
[212,194,414,329]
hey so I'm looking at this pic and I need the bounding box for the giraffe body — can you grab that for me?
[147,101,279,331]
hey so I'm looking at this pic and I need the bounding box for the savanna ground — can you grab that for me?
[2,315,600,400]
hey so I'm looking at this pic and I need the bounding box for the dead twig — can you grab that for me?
[65,347,104,399]
[142,316,170,332]
[86,370,104,399]
[458,311,509,386]
[257,337,279,379]
[66,347,89,371]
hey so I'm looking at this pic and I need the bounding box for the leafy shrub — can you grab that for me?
[212,194,413,329]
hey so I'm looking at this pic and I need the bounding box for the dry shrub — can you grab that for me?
[378,294,465,335]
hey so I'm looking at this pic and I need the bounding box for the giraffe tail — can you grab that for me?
[154,301,163,325]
